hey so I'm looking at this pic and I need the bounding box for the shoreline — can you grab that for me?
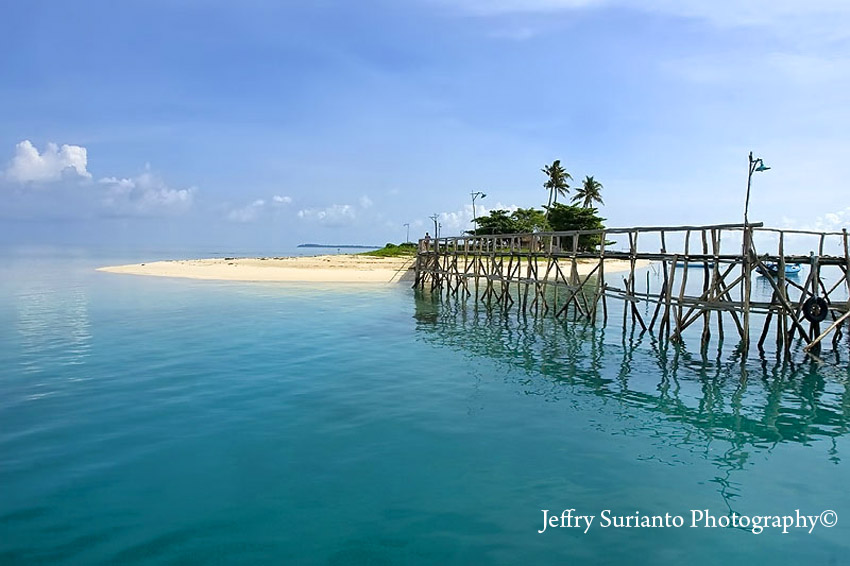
[97,255,651,284]
[97,255,417,283]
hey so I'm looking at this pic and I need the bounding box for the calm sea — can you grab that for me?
[1,248,849,565]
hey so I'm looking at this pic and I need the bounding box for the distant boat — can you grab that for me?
[758,262,801,276]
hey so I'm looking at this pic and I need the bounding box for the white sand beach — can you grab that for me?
[97,255,418,283]
[98,255,650,284]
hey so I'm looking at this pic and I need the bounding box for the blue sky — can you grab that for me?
[2,0,849,250]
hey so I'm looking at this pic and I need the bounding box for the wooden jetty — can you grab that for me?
[413,222,850,358]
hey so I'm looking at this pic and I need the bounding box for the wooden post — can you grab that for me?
[809,237,825,355]
[776,232,787,356]
[806,309,850,352]
[663,253,678,341]
[844,229,850,298]
[649,230,668,333]
[600,231,607,323]
[758,290,777,354]
[410,222,840,359]
[741,225,752,355]
[673,230,691,342]
[701,229,711,347]
[712,229,724,341]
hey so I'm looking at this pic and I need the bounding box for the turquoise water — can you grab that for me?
[1,251,849,565]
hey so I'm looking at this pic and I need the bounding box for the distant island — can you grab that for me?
[297,243,380,249]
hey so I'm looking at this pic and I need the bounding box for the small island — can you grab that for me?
[297,243,381,249]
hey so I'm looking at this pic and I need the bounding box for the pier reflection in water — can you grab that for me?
[413,290,850,516]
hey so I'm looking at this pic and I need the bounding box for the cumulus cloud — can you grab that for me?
[813,209,850,232]
[297,204,357,226]
[2,140,197,219]
[227,199,266,223]
[296,194,384,227]
[226,194,292,222]
[433,202,519,235]
[99,170,195,215]
[5,140,91,183]
[762,210,850,256]
[782,208,850,233]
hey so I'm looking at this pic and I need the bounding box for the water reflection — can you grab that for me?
[413,290,850,509]
[14,280,92,380]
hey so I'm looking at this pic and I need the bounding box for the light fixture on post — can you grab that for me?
[741,151,770,355]
[744,151,770,231]
[470,191,486,232]
[429,214,439,240]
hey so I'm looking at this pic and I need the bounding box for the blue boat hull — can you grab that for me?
[758,262,801,276]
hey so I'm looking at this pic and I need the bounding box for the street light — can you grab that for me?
[741,151,770,355]
[743,150,770,255]
[744,151,770,230]
[470,191,486,231]
[429,213,439,240]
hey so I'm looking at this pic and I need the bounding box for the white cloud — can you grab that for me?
[783,207,850,233]
[5,140,91,183]
[433,202,519,235]
[99,170,195,215]
[634,0,850,30]
[815,211,849,232]
[765,210,850,256]
[440,0,850,29]
[227,194,292,221]
[295,195,379,227]
[1,140,198,220]
[227,199,266,223]
[297,204,357,226]
[436,0,601,16]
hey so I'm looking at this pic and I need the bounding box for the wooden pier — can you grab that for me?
[413,222,850,358]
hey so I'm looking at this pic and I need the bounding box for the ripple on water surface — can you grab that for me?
[1,258,849,564]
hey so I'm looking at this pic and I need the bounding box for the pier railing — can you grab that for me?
[414,223,850,358]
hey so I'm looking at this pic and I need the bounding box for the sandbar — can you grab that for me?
[98,255,417,283]
[98,255,650,284]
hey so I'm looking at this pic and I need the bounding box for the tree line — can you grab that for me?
[468,160,606,248]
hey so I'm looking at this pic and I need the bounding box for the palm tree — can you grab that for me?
[542,160,572,210]
[572,175,604,209]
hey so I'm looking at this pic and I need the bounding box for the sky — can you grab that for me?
[1,0,849,252]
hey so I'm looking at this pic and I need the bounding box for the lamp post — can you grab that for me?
[429,214,439,240]
[744,151,770,231]
[742,151,770,356]
[403,223,410,244]
[470,191,486,232]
